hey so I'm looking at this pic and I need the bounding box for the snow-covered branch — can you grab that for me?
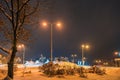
[3,0,11,12]
[18,0,30,12]
[0,5,12,22]
[0,46,10,54]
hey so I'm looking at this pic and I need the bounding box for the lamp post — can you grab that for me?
[81,44,89,65]
[50,23,53,61]
[18,44,25,76]
[42,22,61,61]
[114,51,120,67]
[18,44,25,65]
[71,54,77,63]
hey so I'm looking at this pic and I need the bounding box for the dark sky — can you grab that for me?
[25,0,120,63]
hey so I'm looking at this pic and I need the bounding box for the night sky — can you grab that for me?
[25,0,120,63]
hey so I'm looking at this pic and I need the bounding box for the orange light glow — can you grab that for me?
[43,22,47,26]
[56,23,62,30]
[86,45,89,49]
[41,22,48,29]
[18,45,22,48]
[81,44,85,48]
[115,52,119,55]
[57,23,61,26]
[18,44,24,49]
[81,44,89,49]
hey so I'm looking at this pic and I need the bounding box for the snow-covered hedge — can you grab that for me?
[40,61,106,77]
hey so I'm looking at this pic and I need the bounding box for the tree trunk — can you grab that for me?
[7,46,17,79]
[7,33,17,79]
[7,62,14,79]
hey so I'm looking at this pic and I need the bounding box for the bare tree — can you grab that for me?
[0,0,39,79]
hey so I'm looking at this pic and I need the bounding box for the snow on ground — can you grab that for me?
[14,67,120,80]
[0,63,120,80]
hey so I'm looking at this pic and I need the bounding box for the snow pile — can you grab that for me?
[54,61,79,68]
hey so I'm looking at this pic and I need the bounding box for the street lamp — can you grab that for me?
[81,44,89,65]
[114,51,119,56]
[42,22,61,61]
[18,44,25,65]
[18,44,25,76]
[71,54,77,63]
[95,59,101,65]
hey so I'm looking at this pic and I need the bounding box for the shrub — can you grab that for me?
[56,69,65,75]
[77,67,87,78]
[41,62,57,77]
[66,68,75,75]
[88,66,106,75]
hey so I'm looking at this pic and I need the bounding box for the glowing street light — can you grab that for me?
[114,51,120,57]
[114,52,119,55]
[42,21,62,61]
[57,23,61,26]
[43,22,47,26]
[81,44,89,65]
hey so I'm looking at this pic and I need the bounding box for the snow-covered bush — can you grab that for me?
[87,66,106,75]
[41,62,57,77]
[77,67,87,78]
[40,61,107,78]
[41,61,80,77]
